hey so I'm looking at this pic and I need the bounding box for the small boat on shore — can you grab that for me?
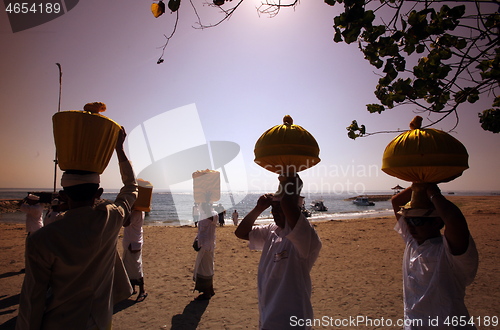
[353,196,375,206]
[310,200,328,212]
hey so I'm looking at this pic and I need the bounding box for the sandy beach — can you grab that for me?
[1,195,499,329]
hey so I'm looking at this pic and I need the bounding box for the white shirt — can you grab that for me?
[20,203,44,234]
[197,210,218,251]
[395,217,478,329]
[249,214,322,330]
[232,211,238,225]
[123,210,144,251]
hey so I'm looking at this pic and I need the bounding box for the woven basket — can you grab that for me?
[192,170,220,203]
[53,111,121,174]
[134,179,153,212]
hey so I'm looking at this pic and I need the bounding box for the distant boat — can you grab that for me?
[353,196,375,206]
[301,207,312,218]
[310,200,328,212]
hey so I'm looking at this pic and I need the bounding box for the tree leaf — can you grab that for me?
[367,104,385,114]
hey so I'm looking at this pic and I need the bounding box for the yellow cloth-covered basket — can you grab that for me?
[53,111,121,174]
[382,126,469,183]
[134,179,153,212]
[254,115,320,174]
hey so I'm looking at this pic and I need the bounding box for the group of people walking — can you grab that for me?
[190,174,478,329]
[16,125,479,329]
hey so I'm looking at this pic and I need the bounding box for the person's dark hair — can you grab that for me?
[63,183,100,202]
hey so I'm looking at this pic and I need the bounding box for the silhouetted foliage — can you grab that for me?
[322,0,500,138]
[152,0,500,137]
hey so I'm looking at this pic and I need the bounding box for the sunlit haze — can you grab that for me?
[1,1,499,195]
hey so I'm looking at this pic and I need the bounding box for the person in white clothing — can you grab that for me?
[193,203,200,227]
[392,183,478,329]
[123,208,147,302]
[193,203,218,300]
[20,194,44,235]
[232,209,239,226]
[235,175,322,330]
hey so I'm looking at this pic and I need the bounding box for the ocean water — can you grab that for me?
[4,189,497,226]
[1,188,393,226]
[139,191,395,226]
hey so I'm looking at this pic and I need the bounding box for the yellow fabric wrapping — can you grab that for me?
[382,128,469,183]
[192,170,220,203]
[254,118,320,174]
[52,111,121,174]
[134,179,153,212]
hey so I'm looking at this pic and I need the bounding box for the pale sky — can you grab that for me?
[1,0,499,194]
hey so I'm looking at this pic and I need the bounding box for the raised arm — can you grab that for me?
[114,126,138,219]
[235,194,273,240]
[115,126,128,163]
[391,187,412,221]
[426,184,470,255]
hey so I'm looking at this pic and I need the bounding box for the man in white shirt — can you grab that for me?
[392,183,478,329]
[235,175,322,329]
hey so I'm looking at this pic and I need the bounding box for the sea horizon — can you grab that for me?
[2,189,499,227]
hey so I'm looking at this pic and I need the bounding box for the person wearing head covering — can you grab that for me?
[235,175,322,330]
[392,183,478,329]
[192,202,218,300]
[20,194,44,235]
[16,127,138,330]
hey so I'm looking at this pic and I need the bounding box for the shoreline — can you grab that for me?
[1,196,499,329]
[0,207,395,227]
[0,196,395,226]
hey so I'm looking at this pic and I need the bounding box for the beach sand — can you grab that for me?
[1,196,499,329]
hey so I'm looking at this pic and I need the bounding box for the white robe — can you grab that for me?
[193,211,218,282]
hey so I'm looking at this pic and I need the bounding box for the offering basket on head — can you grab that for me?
[53,108,121,174]
[134,179,154,212]
[382,116,468,210]
[254,115,320,198]
[193,170,220,203]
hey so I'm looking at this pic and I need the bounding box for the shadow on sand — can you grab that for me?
[171,298,210,330]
